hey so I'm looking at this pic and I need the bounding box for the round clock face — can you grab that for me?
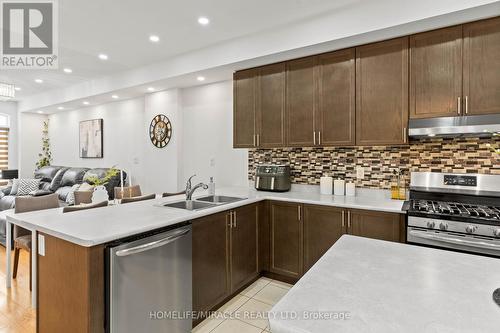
[149,114,172,148]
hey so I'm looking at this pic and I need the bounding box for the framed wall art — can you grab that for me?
[79,118,103,158]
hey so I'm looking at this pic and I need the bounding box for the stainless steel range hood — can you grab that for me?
[408,114,500,138]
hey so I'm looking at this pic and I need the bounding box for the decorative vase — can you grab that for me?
[92,185,109,203]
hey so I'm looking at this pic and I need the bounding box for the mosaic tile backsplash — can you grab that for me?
[248,137,500,189]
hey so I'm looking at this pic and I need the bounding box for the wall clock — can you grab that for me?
[149,114,172,148]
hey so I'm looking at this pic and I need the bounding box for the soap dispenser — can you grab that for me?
[208,177,215,195]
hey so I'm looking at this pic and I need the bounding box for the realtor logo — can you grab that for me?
[0,0,58,69]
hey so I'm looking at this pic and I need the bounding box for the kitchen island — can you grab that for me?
[269,235,500,333]
[5,185,405,332]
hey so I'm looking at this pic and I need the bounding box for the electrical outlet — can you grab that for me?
[356,166,365,179]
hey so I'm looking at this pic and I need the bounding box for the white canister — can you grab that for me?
[320,177,333,195]
[92,185,109,203]
[346,182,356,196]
[334,179,345,196]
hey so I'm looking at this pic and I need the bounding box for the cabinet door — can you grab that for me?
[463,17,500,115]
[270,201,303,278]
[286,57,316,147]
[233,69,256,148]
[230,204,259,292]
[317,49,356,146]
[348,209,403,243]
[303,205,346,272]
[192,212,230,314]
[258,63,285,147]
[356,37,409,145]
[410,26,463,119]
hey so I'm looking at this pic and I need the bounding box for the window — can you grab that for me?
[0,113,10,172]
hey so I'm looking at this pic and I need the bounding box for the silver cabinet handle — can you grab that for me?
[115,227,190,257]
[465,96,468,114]
[313,131,316,145]
[253,134,256,147]
[457,97,461,115]
[298,205,301,221]
[257,134,260,147]
[403,127,407,143]
[233,211,237,228]
[341,210,345,228]
[347,211,351,229]
[318,131,321,145]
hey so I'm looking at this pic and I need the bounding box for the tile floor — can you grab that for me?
[192,277,293,333]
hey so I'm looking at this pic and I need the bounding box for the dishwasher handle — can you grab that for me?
[115,227,190,257]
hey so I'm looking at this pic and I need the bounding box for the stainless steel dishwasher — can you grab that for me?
[107,224,192,333]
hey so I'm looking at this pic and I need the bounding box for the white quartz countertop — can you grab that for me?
[6,186,404,247]
[269,235,500,333]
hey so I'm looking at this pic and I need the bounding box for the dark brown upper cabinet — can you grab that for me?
[286,57,316,147]
[316,49,356,146]
[233,69,256,148]
[356,37,409,145]
[463,17,500,115]
[410,26,463,119]
[257,63,286,147]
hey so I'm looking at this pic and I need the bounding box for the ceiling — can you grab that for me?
[3,0,499,113]
[0,0,358,99]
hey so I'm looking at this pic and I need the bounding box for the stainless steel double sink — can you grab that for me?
[161,195,246,211]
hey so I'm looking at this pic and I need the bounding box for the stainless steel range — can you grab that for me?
[406,172,500,257]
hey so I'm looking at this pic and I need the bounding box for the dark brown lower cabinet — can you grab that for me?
[192,211,230,315]
[303,205,346,272]
[269,201,303,279]
[192,204,259,316]
[230,204,259,292]
[348,209,404,243]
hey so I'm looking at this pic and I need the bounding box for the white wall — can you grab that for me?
[143,89,183,193]
[181,81,248,187]
[0,101,19,170]
[19,112,47,178]
[42,83,247,193]
[49,97,146,187]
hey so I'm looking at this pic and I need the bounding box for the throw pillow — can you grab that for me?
[16,179,42,196]
[65,184,81,205]
[9,179,19,195]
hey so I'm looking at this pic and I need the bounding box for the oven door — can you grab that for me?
[408,227,500,257]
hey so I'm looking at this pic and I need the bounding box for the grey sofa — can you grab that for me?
[0,165,126,246]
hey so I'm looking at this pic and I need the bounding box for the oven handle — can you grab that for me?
[409,229,500,251]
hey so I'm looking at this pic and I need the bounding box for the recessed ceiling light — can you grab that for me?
[149,35,160,43]
[111,95,119,99]
[83,101,90,105]
[34,79,43,83]
[98,54,108,60]
[198,17,210,25]
[197,76,205,82]
[147,87,155,92]
[37,110,43,114]
[57,106,64,110]
[63,68,72,73]
[14,87,21,91]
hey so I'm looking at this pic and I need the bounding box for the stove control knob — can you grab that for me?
[465,225,477,234]
[426,221,436,229]
[493,229,500,238]
[439,222,448,231]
